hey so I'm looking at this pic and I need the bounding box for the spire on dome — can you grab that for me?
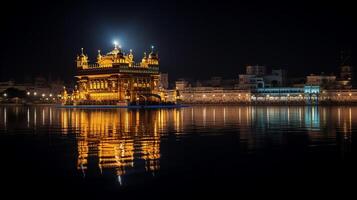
[97,50,102,61]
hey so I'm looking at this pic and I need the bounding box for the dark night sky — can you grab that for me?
[1,0,356,83]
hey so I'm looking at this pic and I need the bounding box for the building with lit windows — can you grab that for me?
[238,66,287,89]
[72,44,162,105]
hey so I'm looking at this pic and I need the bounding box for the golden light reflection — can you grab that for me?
[60,109,162,177]
[2,105,357,180]
[3,107,6,129]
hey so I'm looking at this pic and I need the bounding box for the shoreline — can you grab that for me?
[55,104,190,109]
[2,102,357,107]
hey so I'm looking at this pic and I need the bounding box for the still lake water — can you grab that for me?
[0,105,356,198]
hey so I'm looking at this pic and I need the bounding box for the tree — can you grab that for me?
[1,88,26,98]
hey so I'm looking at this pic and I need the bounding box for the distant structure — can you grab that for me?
[173,57,357,105]
[0,77,64,104]
[72,44,162,105]
[175,79,189,91]
[238,65,287,89]
[337,50,353,89]
[306,73,336,89]
[159,73,169,89]
[305,51,353,89]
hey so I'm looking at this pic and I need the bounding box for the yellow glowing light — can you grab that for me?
[349,93,352,96]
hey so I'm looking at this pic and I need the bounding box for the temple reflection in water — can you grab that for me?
[0,105,355,181]
[60,109,164,178]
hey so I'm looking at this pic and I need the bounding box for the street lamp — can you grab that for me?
[3,93,7,97]
[27,92,30,95]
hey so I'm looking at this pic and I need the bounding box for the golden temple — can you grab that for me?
[72,43,161,105]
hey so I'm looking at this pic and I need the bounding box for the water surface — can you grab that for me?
[0,106,356,198]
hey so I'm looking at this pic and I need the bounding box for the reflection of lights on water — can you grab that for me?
[213,109,216,124]
[238,108,241,124]
[49,108,52,125]
[287,107,290,124]
[118,175,123,186]
[203,108,206,126]
[5,106,357,180]
[42,109,45,125]
[27,108,30,128]
[3,107,6,127]
[34,108,37,127]
[246,107,249,126]
[223,108,226,124]
[299,108,302,126]
[349,108,352,131]
[266,107,270,126]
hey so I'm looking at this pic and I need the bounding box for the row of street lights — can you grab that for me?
[26,92,55,97]
[2,92,59,97]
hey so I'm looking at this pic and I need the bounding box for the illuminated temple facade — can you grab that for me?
[73,44,161,104]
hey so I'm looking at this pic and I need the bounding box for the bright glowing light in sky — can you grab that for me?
[113,40,118,47]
